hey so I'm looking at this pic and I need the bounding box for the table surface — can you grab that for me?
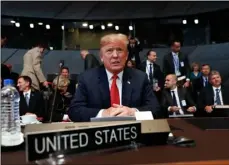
[2,118,229,165]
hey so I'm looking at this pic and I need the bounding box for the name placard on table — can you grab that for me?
[25,120,170,162]
[25,121,141,162]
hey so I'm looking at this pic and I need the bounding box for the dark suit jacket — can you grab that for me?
[67,79,76,96]
[46,90,72,122]
[68,66,162,122]
[139,61,164,88]
[163,52,190,78]
[161,87,196,118]
[197,85,229,117]
[84,54,100,71]
[19,90,44,117]
[127,44,142,67]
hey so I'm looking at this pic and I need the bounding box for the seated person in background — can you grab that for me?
[47,76,72,122]
[161,74,196,118]
[80,49,100,71]
[17,76,44,118]
[190,62,201,80]
[126,60,136,68]
[61,66,76,96]
[68,33,161,122]
[197,71,229,117]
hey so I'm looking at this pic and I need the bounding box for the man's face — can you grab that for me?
[171,42,181,53]
[61,69,69,78]
[148,51,157,63]
[210,74,222,87]
[100,42,128,74]
[201,65,210,76]
[17,78,29,92]
[129,39,135,45]
[165,75,176,89]
[127,61,133,68]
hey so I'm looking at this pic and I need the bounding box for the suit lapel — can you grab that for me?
[122,68,133,106]
[98,67,111,108]
[168,53,175,70]
[29,91,35,112]
[166,89,173,105]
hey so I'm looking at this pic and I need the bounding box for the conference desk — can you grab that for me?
[2,118,229,165]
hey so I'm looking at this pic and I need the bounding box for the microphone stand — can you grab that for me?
[49,64,63,123]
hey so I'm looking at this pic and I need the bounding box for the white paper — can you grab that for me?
[177,76,186,81]
[135,111,154,120]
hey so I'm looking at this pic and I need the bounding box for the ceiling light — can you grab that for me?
[101,25,105,30]
[194,19,199,24]
[15,22,20,27]
[49,47,53,50]
[182,19,187,24]
[129,26,133,31]
[10,20,15,24]
[46,24,50,29]
[38,22,43,25]
[82,23,88,27]
[30,23,34,28]
[107,23,113,27]
[89,25,94,29]
[61,25,64,30]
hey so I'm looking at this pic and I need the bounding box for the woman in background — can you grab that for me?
[190,62,201,80]
[126,60,136,68]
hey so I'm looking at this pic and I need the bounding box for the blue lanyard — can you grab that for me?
[173,55,179,69]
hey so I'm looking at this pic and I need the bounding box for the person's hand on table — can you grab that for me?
[169,106,181,112]
[205,106,213,113]
[187,106,196,113]
[25,113,37,118]
[102,104,136,117]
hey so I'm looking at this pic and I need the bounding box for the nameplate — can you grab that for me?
[213,105,229,109]
[25,122,141,162]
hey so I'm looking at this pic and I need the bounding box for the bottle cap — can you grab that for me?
[3,79,14,86]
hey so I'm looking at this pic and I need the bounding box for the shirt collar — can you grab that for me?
[212,86,221,91]
[170,86,178,92]
[23,89,31,96]
[105,69,123,81]
[172,52,178,56]
[146,60,153,66]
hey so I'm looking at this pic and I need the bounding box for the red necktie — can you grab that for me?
[110,74,120,105]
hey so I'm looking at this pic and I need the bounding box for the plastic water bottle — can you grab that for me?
[1,79,23,146]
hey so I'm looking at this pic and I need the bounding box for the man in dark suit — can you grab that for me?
[127,37,142,68]
[139,50,164,101]
[17,76,44,118]
[80,49,100,71]
[161,74,196,118]
[198,71,229,117]
[68,34,161,122]
[163,40,191,88]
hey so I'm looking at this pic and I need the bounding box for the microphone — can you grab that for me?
[49,63,63,123]
[59,60,64,68]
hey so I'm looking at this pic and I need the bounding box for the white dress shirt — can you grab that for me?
[146,60,154,81]
[212,86,224,105]
[97,69,123,117]
[23,89,31,100]
[168,87,184,115]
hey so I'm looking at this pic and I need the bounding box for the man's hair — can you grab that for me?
[201,64,211,68]
[100,33,128,48]
[61,66,69,73]
[209,70,221,80]
[146,50,156,57]
[18,76,32,87]
[170,40,181,46]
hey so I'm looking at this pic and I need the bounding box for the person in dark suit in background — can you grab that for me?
[17,76,44,118]
[5,64,19,87]
[60,66,76,96]
[161,74,196,118]
[127,37,142,68]
[68,33,161,122]
[139,50,164,101]
[163,40,191,88]
[80,49,100,71]
[197,71,229,117]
